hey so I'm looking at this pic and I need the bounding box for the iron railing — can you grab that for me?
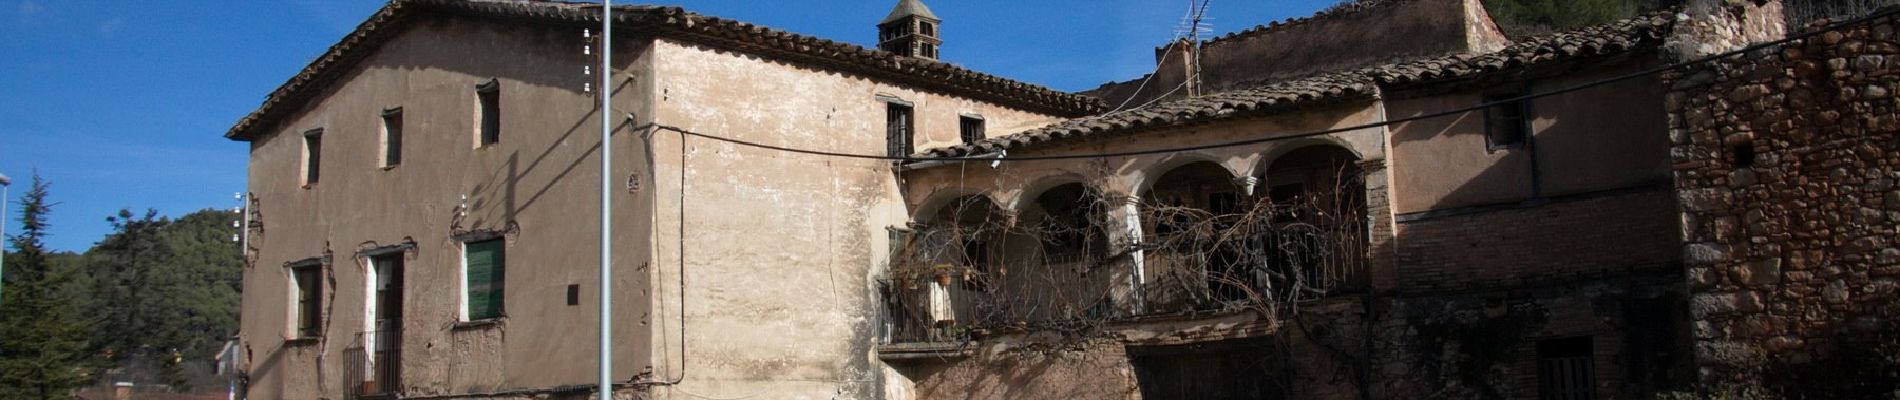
[343,327,400,398]
[882,223,1368,344]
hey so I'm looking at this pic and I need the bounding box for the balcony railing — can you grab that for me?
[344,327,400,399]
[881,222,1366,345]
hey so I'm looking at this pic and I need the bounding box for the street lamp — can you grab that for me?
[0,172,11,304]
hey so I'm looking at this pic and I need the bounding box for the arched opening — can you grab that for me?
[997,183,1118,322]
[886,195,1007,343]
[1259,145,1368,293]
[918,195,1005,290]
[1030,183,1110,261]
[1140,161,1252,310]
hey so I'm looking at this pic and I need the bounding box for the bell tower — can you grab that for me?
[877,0,941,59]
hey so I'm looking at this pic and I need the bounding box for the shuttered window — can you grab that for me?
[463,239,506,320]
[292,263,322,338]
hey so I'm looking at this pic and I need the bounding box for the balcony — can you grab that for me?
[880,214,1367,346]
[343,327,400,399]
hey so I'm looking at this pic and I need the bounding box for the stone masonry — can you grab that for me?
[1666,11,1900,395]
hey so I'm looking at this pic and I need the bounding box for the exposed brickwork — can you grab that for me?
[1394,190,1683,293]
[1665,13,1900,393]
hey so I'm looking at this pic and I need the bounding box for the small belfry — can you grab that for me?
[877,0,942,59]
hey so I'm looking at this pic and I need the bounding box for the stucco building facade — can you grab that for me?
[228,0,1900,399]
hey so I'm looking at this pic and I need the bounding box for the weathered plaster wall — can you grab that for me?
[238,16,655,399]
[1666,12,1900,395]
[642,38,1071,399]
[1387,61,1674,214]
[1087,0,1509,106]
[1198,0,1504,92]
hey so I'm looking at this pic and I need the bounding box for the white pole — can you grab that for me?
[598,2,615,399]
[0,173,11,306]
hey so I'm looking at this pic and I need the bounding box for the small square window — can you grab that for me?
[381,108,403,168]
[476,80,501,147]
[1483,93,1528,150]
[302,129,323,187]
[290,262,323,339]
[959,115,985,145]
[462,238,506,321]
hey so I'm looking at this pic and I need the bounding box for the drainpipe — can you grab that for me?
[896,152,1004,171]
[598,2,615,400]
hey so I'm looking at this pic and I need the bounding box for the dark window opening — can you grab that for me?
[1034,183,1107,261]
[1731,140,1756,168]
[566,284,581,306]
[303,129,323,186]
[1484,93,1528,149]
[1538,336,1597,400]
[959,115,985,144]
[292,263,323,338]
[920,21,936,37]
[1131,337,1290,400]
[477,80,501,147]
[921,44,938,59]
[464,238,506,320]
[382,108,403,168]
[886,102,914,158]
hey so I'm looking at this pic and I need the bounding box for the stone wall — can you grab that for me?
[1666,13,1900,395]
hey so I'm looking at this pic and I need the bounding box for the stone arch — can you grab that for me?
[1256,144,1364,206]
[1130,152,1239,197]
[911,186,1003,222]
[1018,182,1114,260]
[1142,160,1244,213]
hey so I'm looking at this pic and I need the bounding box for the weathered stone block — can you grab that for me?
[1687,243,1733,265]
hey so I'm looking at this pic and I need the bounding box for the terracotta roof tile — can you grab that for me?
[226,0,1104,141]
[917,11,1674,158]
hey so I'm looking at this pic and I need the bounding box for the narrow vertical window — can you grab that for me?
[381,108,403,168]
[1484,93,1528,150]
[476,79,501,147]
[886,102,914,158]
[959,115,985,144]
[462,238,506,321]
[291,262,323,338]
[302,129,323,186]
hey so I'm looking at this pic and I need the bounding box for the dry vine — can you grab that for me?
[883,159,1370,345]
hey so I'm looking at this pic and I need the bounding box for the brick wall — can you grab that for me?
[1394,190,1683,293]
[1666,14,1900,394]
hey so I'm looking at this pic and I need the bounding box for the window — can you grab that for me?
[959,115,985,144]
[1537,336,1597,400]
[302,129,323,186]
[1483,93,1528,150]
[1731,138,1756,168]
[462,238,506,321]
[290,262,323,339]
[920,21,936,37]
[921,43,938,59]
[886,102,914,158]
[381,108,403,168]
[476,79,501,147]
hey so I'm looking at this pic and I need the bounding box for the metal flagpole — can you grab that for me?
[598,1,615,399]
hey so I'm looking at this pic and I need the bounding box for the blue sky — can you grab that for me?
[0,0,1342,252]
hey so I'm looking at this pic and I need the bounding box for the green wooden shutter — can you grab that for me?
[465,239,506,320]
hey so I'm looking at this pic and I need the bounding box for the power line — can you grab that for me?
[644,8,1900,163]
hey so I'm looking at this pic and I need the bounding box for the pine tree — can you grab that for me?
[0,174,92,399]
